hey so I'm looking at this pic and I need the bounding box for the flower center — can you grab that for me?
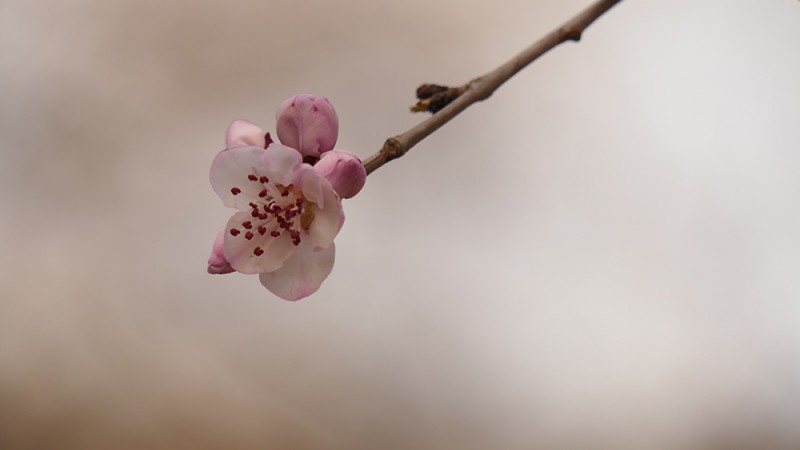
[228,174,315,255]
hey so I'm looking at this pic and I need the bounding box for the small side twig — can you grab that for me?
[362,0,623,175]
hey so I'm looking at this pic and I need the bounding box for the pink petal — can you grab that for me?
[226,119,267,149]
[223,211,298,274]
[275,94,339,159]
[259,243,335,301]
[207,230,234,274]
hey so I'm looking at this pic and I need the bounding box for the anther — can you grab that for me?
[259,176,269,183]
[231,187,241,195]
[253,247,264,256]
[229,228,240,236]
[270,230,280,237]
[242,221,252,229]
[258,226,266,235]
[259,189,267,198]
[248,174,258,181]
[245,231,254,240]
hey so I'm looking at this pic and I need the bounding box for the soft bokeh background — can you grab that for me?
[2,0,799,448]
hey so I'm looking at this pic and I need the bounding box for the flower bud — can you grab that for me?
[207,231,234,274]
[276,94,339,159]
[313,150,366,199]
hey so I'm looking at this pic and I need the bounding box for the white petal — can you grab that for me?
[262,144,303,187]
[294,165,327,207]
[259,243,335,301]
[226,120,266,149]
[223,211,297,274]
[210,146,271,210]
[307,185,343,249]
[289,166,343,249]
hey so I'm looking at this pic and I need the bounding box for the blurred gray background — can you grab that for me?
[1,0,799,448]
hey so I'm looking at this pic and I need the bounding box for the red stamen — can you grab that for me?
[260,176,269,183]
[270,230,280,237]
[259,189,267,198]
[229,228,240,236]
[253,247,264,256]
[245,231,254,240]
[258,226,266,235]
[248,174,258,181]
[231,187,241,195]
[242,221,252,229]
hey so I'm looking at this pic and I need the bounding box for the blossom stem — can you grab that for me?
[361,0,624,175]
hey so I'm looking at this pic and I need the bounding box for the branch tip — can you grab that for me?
[365,0,624,175]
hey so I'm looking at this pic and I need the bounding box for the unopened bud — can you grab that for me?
[276,94,339,159]
[313,150,366,199]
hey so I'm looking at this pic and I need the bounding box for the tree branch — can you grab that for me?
[362,0,624,175]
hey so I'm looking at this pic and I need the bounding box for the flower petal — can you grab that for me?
[223,211,297,274]
[294,165,328,207]
[261,144,303,187]
[259,243,335,301]
[275,94,339,158]
[210,146,269,210]
[210,145,303,210]
[307,185,343,249]
[207,230,234,274]
[292,166,344,249]
[226,119,267,149]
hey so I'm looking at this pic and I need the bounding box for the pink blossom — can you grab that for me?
[209,94,364,300]
[210,143,344,300]
[312,150,366,199]
[276,94,339,159]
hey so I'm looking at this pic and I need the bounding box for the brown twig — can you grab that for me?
[362,0,623,175]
